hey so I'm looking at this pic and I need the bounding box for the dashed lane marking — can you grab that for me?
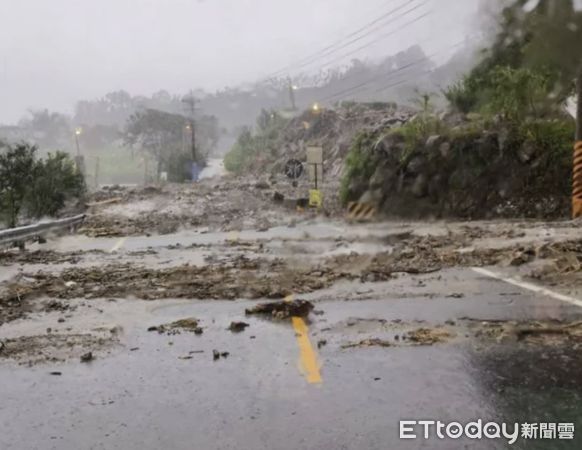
[472,267,582,308]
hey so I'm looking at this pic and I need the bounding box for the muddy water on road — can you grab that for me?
[2,269,582,449]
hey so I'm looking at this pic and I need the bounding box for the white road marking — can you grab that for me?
[108,237,127,253]
[472,267,582,308]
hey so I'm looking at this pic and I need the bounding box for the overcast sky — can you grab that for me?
[0,0,483,123]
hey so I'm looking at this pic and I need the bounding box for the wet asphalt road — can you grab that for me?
[2,256,582,450]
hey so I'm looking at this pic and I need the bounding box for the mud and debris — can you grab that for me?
[0,249,92,266]
[406,327,455,345]
[245,300,314,320]
[0,256,320,303]
[79,179,332,237]
[341,338,392,349]
[213,350,230,360]
[5,174,582,368]
[468,319,582,346]
[148,318,203,335]
[80,351,94,363]
[3,231,582,330]
[228,321,250,333]
[0,332,118,365]
[338,318,582,351]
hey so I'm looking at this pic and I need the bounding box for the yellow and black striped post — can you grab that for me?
[347,202,377,221]
[574,141,582,218]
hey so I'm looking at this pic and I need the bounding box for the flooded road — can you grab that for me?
[2,180,582,449]
[2,267,582,449]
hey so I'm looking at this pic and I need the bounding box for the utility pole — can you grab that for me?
[287,77,297,111]
[182,91,197,163]
[75,129,81,156]
[74,127,85,176]
[94,156,100,190]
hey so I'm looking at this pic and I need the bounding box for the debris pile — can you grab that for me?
[0,333,117,365]
[228,321,250,333]
[245,299,314,319]
[406,327,454,345]
[266,103,415,180]
[148,318,203,335]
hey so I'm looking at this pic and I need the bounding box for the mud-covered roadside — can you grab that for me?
[80,177,341,237]
[4,179,582,367]
[334,317,582,349]
[0,332,119,366]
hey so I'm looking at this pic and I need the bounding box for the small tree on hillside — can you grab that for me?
[0,143,36,227]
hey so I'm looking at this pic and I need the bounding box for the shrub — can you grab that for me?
[340,131,378,203]
[224,110,288,174]
[0,143,37,227]
[27,151,86,218]
[443,77,480,114]
[0,143,85,227]
[224,127,254,174]
[391,115,447,160]
[486,67,552,123]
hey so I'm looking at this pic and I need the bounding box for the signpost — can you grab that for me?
[307,147,323,208]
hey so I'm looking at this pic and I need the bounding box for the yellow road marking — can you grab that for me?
[285,294,322,384]
[226,231,240,243]
[108,237,126,253]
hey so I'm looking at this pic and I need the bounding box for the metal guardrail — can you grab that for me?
[0,214,85,247]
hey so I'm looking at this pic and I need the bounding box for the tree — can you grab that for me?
[0,143,36,227]
[475,0,582,101]
[78,124,120,150]
[27,152,86,218]
[18,109,71,149]
[123,108,220,175]
[123,109,189,171]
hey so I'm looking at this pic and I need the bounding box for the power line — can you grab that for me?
[315,36,476,104]
[317,51,438,103]
[314,9,432,73]
[263,0,417,80]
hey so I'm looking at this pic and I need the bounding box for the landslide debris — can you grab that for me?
[338,318,582,350]
[148,318,203,335]
[329,233,539,281]
[245,300,314,319]
[0,249,90,266]
[80,214,189,237]
[341,338,392,349]
[0,256,333,306]
[0,232,556,325]
[0,333,117,366]
[469,319,582,346]
[406,327,455,345]
[80,177,329,238]
[228,321,250,332]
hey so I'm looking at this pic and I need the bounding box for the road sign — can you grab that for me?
[309,189,322,208]
[285,159,304,180]
[307,147,323,164]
